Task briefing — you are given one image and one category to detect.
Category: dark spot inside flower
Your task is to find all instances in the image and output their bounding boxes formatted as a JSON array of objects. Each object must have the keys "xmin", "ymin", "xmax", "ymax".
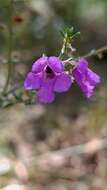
[
  {"xmin": 45, "ymin": 66, "xmax": 54, "ymax": 78},
  {"xmin": 46, "ymin": 66, "xmax": 52, "ymax": 74}
]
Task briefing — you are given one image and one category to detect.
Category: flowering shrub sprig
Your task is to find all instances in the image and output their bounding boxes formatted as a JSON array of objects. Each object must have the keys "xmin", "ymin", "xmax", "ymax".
[
  {"xmin": 1, "ymin": 15, "xmax": 107, "ymax": 108},
  {"xmin": 24, "ymin": 27, "xmax": 101, "ymax": 103},
  {"xmin": 0, "ymin": 1, "xmax": 107, "ymax": 107}
]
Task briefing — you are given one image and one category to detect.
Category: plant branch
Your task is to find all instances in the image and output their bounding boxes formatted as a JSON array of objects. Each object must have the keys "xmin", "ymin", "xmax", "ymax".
[
  {"xmin": 59, "ymin": 33, "xmax": 68, "ymax": 59},
  {"xmin": 83, "ymin": 45, "xmax": 107, "ymax": 59},
  {"xmin": 4, "ymin": 83, "xmax": 23, "ymax": 96},
  {"xmin": 2, "ymin": 0, "xmax": 13, "ymax": 95}
]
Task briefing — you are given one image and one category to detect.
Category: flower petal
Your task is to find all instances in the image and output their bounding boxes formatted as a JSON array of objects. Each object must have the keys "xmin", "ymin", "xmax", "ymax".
[
  {"xmin": 54, "ymin": 73, "xmax": 72, "ymax": 92},
  {"xmin": 73, "ymin": 68, "xmax": 100, "ymax": 98},
  {"xmin": 48, "ymin": 56, "xmax": 64, "ymax": 73},
  {"xmin": 80, "ymin": 81, "xmax": 94, "ymax": 98},
  {"xmin": 24, "ymin": 72, "xmax": 41, "ymax": 90},
  {"xmin": 73, "ymin": 58, "xmax": 101, "ymax": 98},
  {"xmin": 36, "ymin": 75, "xmax": 56, "ymax": 103},
  {"xmin": 73, "ymin": 69, "xmax": 82, "ymax": 84},
  {"xmin": 73, "ymin": 69, "xmax": 95, "ymax": 98},
  {"xmin": 37, "ymin": 88, "xmax": 55, "ymax": 103},
  {"xmin": 87, "ymin": 69, "xmax": 101, "ymax": 85},
  {"xmin": 32, "ymin": 56, "xmax": 48, "ymax": 73},
  {"xmin": 76, "ymin": 58, "xmax": 88, "ymax": 74}
]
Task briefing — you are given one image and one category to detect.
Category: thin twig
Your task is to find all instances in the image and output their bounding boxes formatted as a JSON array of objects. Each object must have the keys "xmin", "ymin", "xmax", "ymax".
[
  {"xmin": 83, "ymin": 45, "xmax": 107, "ymax": 59},
  {"xmin": 59, "ymin": 33, "xmax": 69, "ymax": 59},
  {"xmin": 2, "ymin": 0, "xmax": 13, "ymax": 95},
  {"xmin": 4, "ymin": 83, "xmax": 23, "ymax": 96}
]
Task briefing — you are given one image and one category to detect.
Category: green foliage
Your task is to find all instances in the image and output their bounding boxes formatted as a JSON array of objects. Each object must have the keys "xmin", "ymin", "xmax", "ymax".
[{"xmin": 59, "ymin": 27, "xmax": 80, "ymax": 59}]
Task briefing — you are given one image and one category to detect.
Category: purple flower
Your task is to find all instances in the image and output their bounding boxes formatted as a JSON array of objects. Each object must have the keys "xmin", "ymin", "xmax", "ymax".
[
  {"xmin": 72, "ymin": 58, "xmax": 101, "ymax": 98},
  {"xmin": 24, "ymin": 56, "xmax": 72, "ymax": 103}
]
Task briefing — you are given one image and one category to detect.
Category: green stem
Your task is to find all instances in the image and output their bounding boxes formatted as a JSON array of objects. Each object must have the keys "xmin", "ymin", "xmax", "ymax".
[
  {"xmin": 59, "ymin": 33, "xmax": 68, "ymax": 59},
  {"xmin": 2, "ymin": 0, "xmax": 13, "ymax": 95},
  {"xmin": 83, "ymin": 45, "xmax": 107, "ymax": 59}
]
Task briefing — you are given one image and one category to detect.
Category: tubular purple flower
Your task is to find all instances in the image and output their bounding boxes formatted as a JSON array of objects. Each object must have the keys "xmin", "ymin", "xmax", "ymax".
[
  {"xmin": 72, "ymin": 58, "xmax": 101, "ymax": 98},
  {"xmin": 24, "ymin": 56, "xmax": 72, "ymax": 103}
]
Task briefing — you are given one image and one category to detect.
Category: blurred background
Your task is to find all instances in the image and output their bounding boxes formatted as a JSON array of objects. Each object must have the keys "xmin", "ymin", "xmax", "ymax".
[{"xmin": 0, "ymin": 0, "xmax": 107, "ymax": 189}]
